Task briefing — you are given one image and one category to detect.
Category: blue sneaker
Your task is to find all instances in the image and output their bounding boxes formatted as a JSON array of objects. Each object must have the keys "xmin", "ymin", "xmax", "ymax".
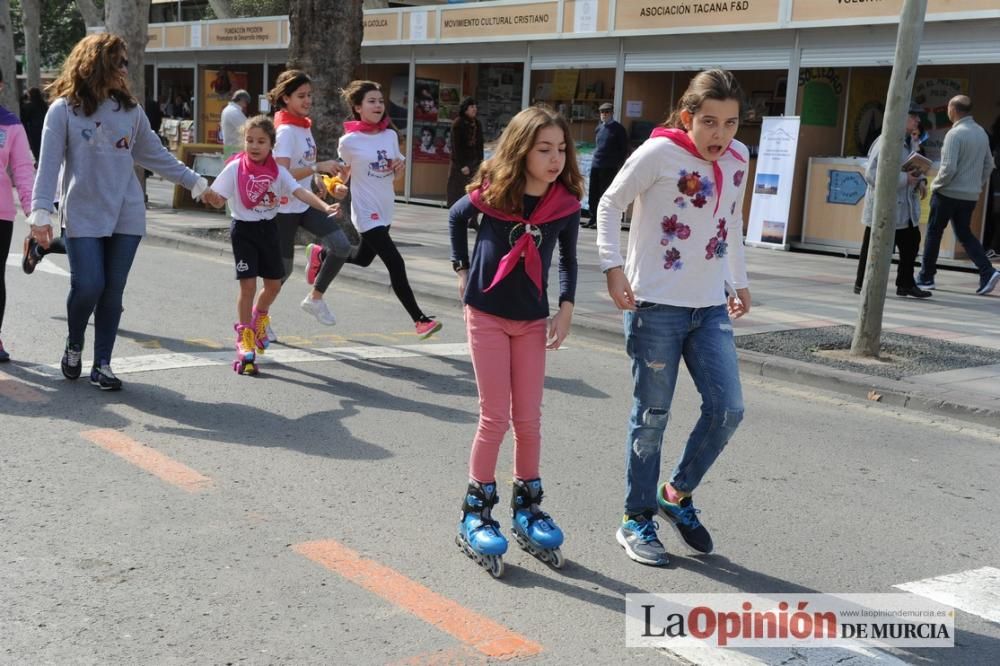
[
  {"xmin": 915, "ymin": 277, "xmax": 936, "ymax": 290},
  {"xmin": 617, "ymin": 515, "xmax": 669, "ymax": 566},
  {"xmin": 976, "ymin": 269, "xmax": 1000, "ymax": 296},
  {"xmin": 657, "ymin": 484, "xmax": 713, "ymax": 554}
]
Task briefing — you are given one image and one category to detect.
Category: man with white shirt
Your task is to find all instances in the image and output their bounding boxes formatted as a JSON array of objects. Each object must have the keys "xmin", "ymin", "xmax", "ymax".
[{"xmin": 220, "ymin": 90, "xmax": 251, "ymax": 158}]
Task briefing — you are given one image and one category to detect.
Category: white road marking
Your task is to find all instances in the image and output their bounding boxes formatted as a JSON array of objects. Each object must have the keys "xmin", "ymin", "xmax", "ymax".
[
  {"xmin": 7, "ymin": 252, "xmax": 70, "ymax": 277},
  {"xmin": 895, "ymin": 566, "xmax": 1000, "ymax": 624},
  {"xmin": 22, "ymin": 342, "xmax": 471, "ymax": 378}
]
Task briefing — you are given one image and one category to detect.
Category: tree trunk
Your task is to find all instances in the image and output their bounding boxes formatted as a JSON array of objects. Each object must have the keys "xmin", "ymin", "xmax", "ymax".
[
  {"xmin": 208, "ymin": 0, "xmax": 234, "ymax": 19},
  {"xmin": 287, "ymin": 0, "xmax": 363, "ymax": 159},
  {"xmin": 75, "ymin": 0, "xmax": 104, "ymax": 28},
  {"xmin": 21, "ymin": 0, "xmax": 42, "ymax": 89},
  {"xmin": 851, "ymin": 0, "xmax": 928, "ymax": 358},
  {"xmin": 0, "ymin": 0, "xmax": 19, "ymax": 115},
  {"xmin": 105, "ymin": 0, "xmax": 151, "ymax": 106}
]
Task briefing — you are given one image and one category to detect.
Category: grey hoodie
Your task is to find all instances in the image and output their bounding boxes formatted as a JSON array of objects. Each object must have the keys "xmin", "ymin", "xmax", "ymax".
[{"xmin": 32, "ymin": 97, "xmax": 200, "ymax": 237}]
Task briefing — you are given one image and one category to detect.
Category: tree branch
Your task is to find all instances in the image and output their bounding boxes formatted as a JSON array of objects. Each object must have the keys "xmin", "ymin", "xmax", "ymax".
[{"xmin": 75, "ymin": 0, "xmax": 104, "ymax": 27}]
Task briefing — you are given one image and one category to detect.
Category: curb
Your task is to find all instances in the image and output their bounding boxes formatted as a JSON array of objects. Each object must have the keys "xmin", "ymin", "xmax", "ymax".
[{"xmin": 143, "ymin": 227, "xmax": 1000, "ymax": 430}]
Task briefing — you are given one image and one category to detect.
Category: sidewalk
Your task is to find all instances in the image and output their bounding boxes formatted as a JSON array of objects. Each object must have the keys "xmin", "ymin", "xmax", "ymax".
[{"xmin": 143, "ymin": 178, "xmax": 1000, "ymax": 428}]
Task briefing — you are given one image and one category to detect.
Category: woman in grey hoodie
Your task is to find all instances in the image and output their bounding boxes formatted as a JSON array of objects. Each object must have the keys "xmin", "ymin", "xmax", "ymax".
[{"xmin": 28, "ymin": 33, "xmax": 207, "ymax": 390}]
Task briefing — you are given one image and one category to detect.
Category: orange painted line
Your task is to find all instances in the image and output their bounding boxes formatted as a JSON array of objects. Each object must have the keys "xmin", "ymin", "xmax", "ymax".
[
  {"xmin": 0, "ymin": 371, "xmax": 49, "ymax": 404},
  {"xmin": 81, "ymin": 429, "xmax": 212, "ymax": 493},
  {"xmin": 293, "ymin": 539, "xmax": 543, "ymax": 660}
]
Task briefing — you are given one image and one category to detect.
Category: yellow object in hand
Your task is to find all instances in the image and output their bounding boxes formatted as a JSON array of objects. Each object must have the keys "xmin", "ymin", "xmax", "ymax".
[{"xmin": 322, "ymin": 174, "xmax": 344, "ymax": 195}]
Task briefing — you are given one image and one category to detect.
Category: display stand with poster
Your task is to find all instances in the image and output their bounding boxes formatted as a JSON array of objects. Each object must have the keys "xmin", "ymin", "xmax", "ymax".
[{"xmin": 746, "ymin": 116, "xmax": 801, "ymax": 249}]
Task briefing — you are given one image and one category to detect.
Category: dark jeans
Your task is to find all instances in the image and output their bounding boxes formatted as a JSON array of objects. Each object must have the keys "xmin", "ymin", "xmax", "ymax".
[
  {"xmin": 918, "ymin": 192, "xmax": 995, "ymax": 283},
  {"xmin": 65, "ymin": 233, "xmax": 142, "ymax": 367},
  {"xmin": 588, "ymin": 165, "xmax": 622, "ymax": 220},
  {"xmin": 347, "ymin": 225, "xmax": 425, "ymax": 322},
  {"xmin": 855, "ymin": 223, "xmax": 921, "ymax": 290}
]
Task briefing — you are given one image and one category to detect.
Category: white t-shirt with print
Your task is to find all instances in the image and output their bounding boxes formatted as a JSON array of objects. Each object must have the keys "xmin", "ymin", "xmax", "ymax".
[
  {"xmin": 338, "ymin": 129, "xmax": 404, "ymax": 233},
  {"xmin": 211, "ymin": 160, "xmax": 302, "ymax": 222},
  {"xmin": 274, "ymin": 123, "xmax": 317, "ymax": 214},
  {"xmin": 596, "ymin": 136, "xmax": 750, "ymax": 308}
]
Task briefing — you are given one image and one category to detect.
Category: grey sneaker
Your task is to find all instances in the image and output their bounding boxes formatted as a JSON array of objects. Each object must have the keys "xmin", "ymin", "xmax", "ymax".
[
  {"xmin": 617, "ymin": 515, "xmax": 669, "ymax": 566},
  {"xmin": 975, "ymin": 269, "xmax": 1000, "ymax": 296}
]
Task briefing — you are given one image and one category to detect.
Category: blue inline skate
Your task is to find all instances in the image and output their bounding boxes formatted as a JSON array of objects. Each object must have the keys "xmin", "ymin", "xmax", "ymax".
[
  {"xmin": 510, "ymin": 478, "xmax": 565, "ymax": 568},
  {"xmin": 456, "ymin": 481, "xmax": 508, "ymax": 578}
]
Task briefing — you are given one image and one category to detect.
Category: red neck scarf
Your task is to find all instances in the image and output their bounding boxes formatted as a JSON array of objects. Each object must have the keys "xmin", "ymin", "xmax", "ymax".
[
  {"xmin": 650, "ymin": 127, "xmax": 744, "ymax": 215},
  {"xmin": 469, "ymin": 182, "xmax": 581, "ymax": 295},
  {"xmin": 227, "ymin": 151, "xmax": 279, "ymax": 211},
  {"xmin": 274, "ymin": 109, "xmax": 311, "ymax": 129},
  {"xmin": 343, "ymin": 116, "xmax": 390, "ymax": 134}
]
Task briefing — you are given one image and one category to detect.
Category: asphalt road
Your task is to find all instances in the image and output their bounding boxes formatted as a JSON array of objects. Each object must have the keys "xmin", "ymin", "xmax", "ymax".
[{"xmin": 3, "ymin": 243, "xmax": 999, "ymax": 665}]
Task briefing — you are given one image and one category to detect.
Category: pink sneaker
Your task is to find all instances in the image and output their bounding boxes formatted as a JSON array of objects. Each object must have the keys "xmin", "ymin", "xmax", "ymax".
[
  {"xmin": 415, "ymin": 318, "xmax": 442, "ymax": 340},
  {"xmin": 305, "ymin": 243, "xmax": 324, "ymax": 285}
]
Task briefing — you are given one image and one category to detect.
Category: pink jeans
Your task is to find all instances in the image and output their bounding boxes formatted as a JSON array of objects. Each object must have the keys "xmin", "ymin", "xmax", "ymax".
[{"xmin": 466, "ymin": 306, "xmax": 547, "ymax": 483}]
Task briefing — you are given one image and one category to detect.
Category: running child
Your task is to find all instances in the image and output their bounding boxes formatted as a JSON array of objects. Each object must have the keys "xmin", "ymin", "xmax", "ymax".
[
  {"xmin": 202, "ymin": 115, "xmax": 340, "ymax": 375},
  {"xmin": 338, "ymin": 80, "xmax": 442, "ymax": 339},
  {"xmin": 596, "ymin": 69, "xmax": 751, "ymax": 567},
  {"xmin": 269, "ymin": 69, "xmax": 351, "ymax": 334},
  {"xmin": 448, "ymin": 106, "xmax": 583, "ymax": 577}
]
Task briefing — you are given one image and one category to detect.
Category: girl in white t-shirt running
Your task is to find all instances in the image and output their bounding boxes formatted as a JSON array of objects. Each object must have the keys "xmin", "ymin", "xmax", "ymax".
[
  {"xmin": 202, "ymin": 115, "xmax": 340, "ymax": 375},
  {"xmin": 338, "ymin": 80, "xmax": 441, "ymax": 339},
  {"xmin": 269, "ymin": 70, "xmax": 351, "ymax": 333}
]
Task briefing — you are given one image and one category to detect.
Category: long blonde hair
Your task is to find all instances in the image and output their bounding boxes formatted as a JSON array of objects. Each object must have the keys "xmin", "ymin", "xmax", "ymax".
[
  {"xmin": 468, "ymin": 106, "xmax": 583, "ymax": 215},
  {"xmin": 46, "ymin": 34, "xmax": 135, "ymax": 117}
]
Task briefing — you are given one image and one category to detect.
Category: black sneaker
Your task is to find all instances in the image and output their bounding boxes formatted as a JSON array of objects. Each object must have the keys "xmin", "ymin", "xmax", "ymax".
[
  {"xmin": 61, "ymin": 341, "xmax": 82, "ymax": 380},
  {"xmin": 896, "ymin": 285, "xmax": 932, "ymax": 298},
  {"xmin": 975, "ymin": 269, "xmax": 1000, "ymax": 296},
  {"xmin": 616, "ymin": 514, "xmax": 669, "ymax": 566},
  {"xmin": 657, "ymin": 485, "xmax": 714, "ymax": 554},
  {"xmin": 89, "ymin": 363, "xmax": 122, "ymax": 391}
]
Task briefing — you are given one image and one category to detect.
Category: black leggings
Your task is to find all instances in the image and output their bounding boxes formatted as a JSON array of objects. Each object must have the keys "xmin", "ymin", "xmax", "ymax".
[
  {"xmin": 0, "ymin": 220, "xmax": 11, "ymax": 331},
  {"xmin": 855, "ymin": 222, "xmax": 921, "ymax": 290},
  {"xmin": 347, "ymin": 225, "xmax": 425, "ymax": 322}
]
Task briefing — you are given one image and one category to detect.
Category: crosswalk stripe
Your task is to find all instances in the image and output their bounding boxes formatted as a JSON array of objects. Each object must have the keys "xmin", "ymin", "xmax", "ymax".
[
  {"xmin": 0, "ymin": 370, "xmax": 50, "ymax": 403},
  {"xmin": 21, "ymin": 342, "xmax": 471, "ymax": 378},
  {"xmin": 894, "ymin": 566, "xmax": 1000, "ymax": 624},
  {"xmin": 657, "ymin": 645, "xmax": 908, "ymax": 665}
]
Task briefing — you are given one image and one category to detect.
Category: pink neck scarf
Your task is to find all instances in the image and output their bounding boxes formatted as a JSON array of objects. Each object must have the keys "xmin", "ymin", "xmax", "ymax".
[
  {"xmin": 469, "ymin": 182, "xmax": 581, "ymax": 295},
  {"xmin": 343, "ymin": 116, "xmax": 390, "ymax": 134},
  {"xmin": 228, "ymin": 151, "xmax": 279, "ymax": 211},
  {"xmin": 650, "ymin": 127, "xmax": 744, "ymax": 215}
]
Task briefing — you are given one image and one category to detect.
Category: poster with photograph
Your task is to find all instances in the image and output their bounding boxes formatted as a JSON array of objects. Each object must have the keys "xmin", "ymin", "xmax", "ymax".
[
  {"xmin": 412, "ymin": 122, "xmax": 450, "ymax": 163},
  {"xmin": 201, "ymin": 68, "xmax": 249, "ymax": 144},
  {"xmin": 438, "ymin": 83, "xmax": 461, "ymax": 121},
  {"xmin": 414, "ymin": 78, "xmax": 440, "ymax": 123}
]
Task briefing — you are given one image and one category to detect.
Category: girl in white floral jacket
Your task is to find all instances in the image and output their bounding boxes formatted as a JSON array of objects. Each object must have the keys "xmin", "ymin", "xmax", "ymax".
[{"xmin": 596, "ymin": 69, "xmax": 751, "ymax": 568}]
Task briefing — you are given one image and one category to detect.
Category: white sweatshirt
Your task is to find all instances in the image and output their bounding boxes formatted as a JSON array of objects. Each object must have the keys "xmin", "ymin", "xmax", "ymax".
[{"xmin": 596, "ymin": 136, "xmax": 750, "ymax": 308}]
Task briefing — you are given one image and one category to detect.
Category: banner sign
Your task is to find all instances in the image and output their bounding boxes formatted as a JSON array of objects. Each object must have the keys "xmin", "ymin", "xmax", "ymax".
[{"xmin": 746, "ymin": 116, "xmax": 801, "ymax": 248}]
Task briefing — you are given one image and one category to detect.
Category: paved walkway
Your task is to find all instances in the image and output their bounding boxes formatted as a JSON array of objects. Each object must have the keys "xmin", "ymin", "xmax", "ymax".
[{"xmin": 143, "ymin": 178, "xmax": 1000, "ymax": 427}]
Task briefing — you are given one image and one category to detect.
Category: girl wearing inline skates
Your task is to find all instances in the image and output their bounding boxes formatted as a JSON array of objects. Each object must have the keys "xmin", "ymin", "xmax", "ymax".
[
  {"xmin": 201, "ymin": 115, "xmax": 340, "ymax": 375},
  {"xmin": 448, "ymin": 106, "xmax": 583, "ymax": 577}
]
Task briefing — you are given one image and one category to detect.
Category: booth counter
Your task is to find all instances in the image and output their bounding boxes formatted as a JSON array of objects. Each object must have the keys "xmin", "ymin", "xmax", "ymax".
[{"xmin": 801, "ymin": 156, "xmax": 987, "ymax": 262}]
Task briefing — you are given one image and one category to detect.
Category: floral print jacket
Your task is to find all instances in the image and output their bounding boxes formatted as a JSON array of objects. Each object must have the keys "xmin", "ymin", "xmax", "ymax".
[{"xmin": 595, "ymin": 136, "xmax": 750, "ymax": 308}]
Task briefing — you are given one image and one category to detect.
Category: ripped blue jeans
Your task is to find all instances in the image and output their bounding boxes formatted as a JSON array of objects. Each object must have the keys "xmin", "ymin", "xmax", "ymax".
[{"xmin": 623, "ymin": 302, "xmax": 744, "ymax": 516}]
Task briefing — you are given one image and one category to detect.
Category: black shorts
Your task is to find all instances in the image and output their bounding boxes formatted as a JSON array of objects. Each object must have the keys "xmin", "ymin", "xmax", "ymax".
[{"xmin": 230, "ymin": 219, "xmax": 284, "ymax": 280}]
